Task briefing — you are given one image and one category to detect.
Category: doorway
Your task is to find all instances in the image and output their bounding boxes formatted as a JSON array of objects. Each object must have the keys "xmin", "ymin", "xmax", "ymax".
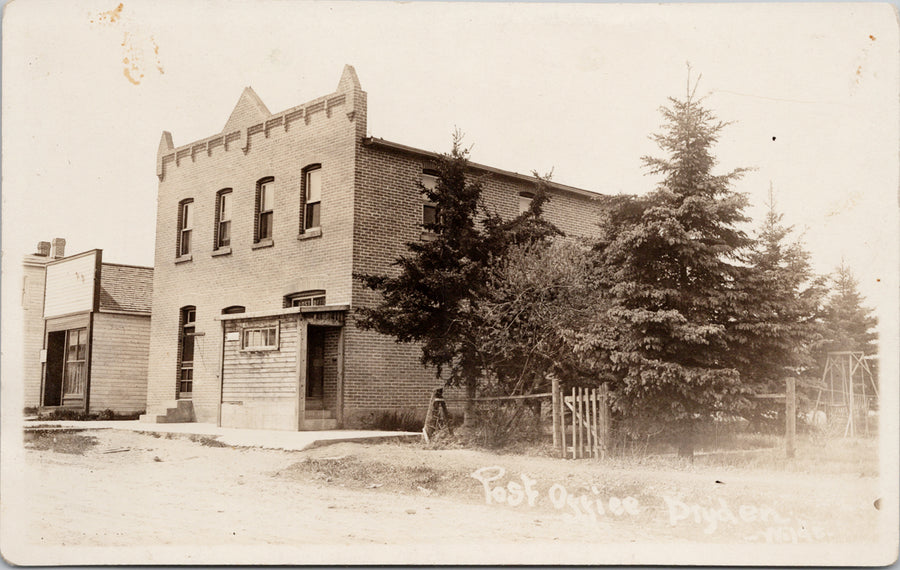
[
  {"xmin": 306, "ymin": 328, "xmax": 325, "ymax": 403},
  {"xmin": 43, "ymin": 328, "xmax": 87, "ymax": 407}
]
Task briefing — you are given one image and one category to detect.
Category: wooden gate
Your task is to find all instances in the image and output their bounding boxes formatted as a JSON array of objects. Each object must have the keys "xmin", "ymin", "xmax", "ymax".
[{"xmin": 552, "ymin": 383, "xmax": 610, "ymax": 459}]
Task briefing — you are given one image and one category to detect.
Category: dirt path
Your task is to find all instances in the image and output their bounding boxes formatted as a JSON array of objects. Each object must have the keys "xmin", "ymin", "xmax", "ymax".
[{"xmin": 4, "ymin": 428, "xmax": 892, "ymax": 565}]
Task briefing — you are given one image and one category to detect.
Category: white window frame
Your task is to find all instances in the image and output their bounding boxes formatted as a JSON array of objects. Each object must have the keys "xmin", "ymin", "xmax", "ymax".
[
  {"xmin": 241, "ymin": 323, "xmax": 280, "ymax": 352},
  {"xmin": 217, "ymin": 190, "xmax": 233, "ymax": 249},
  {"xmin": 304, "ymin": 167, "xmax": 322, "ymax": 230},
  {"xmin": 179, "ymin": 200, "xmax": 193, "ymax": 256},
  {"xmin": 287, "ymin": 291, "xmax": 326, "ymax": 308}
]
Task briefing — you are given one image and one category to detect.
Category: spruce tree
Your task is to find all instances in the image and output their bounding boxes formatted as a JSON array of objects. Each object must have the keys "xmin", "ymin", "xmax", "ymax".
[
  {"xmin": 587, "ymin": 77, "xmax": 753, "ymax": 457},
  {"xmin": 734, "ymin": 187, "xmax": 826, "ymax": 392},
  {"xmin": 821, "ymin": 261, "xmax": 878, "ymax": 356},
  {"xmin": 356, "ymin": 133, "xmax": 560, "ymax": 419}
]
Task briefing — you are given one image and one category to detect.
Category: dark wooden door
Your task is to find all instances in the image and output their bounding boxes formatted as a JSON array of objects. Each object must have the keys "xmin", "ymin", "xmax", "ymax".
[
  {"xmin": 43, "ymin": 331, "xmax": 66, "ymax": 406},
  {"xmin": 306, "ymin": 328, "xmax": 325, "ymax": 400}
]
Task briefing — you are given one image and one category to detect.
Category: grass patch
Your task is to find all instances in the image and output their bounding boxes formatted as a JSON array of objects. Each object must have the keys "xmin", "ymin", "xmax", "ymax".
[
  {"xmin": 283, "ymin": 455, "xmax": 472, "ymax": 496},
  {"xmin": 188, "ymin": 435, "xmax": 230, "ymax": 448},
  {"xmin": 24, "ymin": 429, "xmax": 98, "ymax": 454},
  {"xmin": 35, "ymin": 408, "xmax": 144, "ymax": 421},
  {"xmin": 367, "ymin": 409, "xmax": 424, "ymax": 432}
]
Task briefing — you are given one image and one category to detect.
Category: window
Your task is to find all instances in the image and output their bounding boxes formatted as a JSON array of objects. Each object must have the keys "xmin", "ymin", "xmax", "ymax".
[
  {"xmin": 242, "ymin": 324, "xmax": 279, "ymax": 351},
  {"xmin": 304, "ymin": 166, "xmax": 322, "ymax": 230},
  {"xmin": 518, "ymin": 192, "xmax": 535, "ymax": 215},
  {"xmin": 222, "ymin": 305, "xmax": 246, "ymax": 315},
  {"xmin": 215, "ymin": 189, "xmax": 233, "ymax": 249},
  {"xmin": 178, "ymin": 306, "xmax": 196, "ymax": 398},
  {"xmin": 62, "ymin": 328, "xmax": 87, "ymax": 397},
  {"xmin": 256, "ymin": 178, "xmax": 274, "ymax": 242},
  {"xmin": 177, "ymin": 199, "xmax": 194, "ymax": 256},
  {"xmin": 284, "ymin": 290, "xmax": 326, "ymax": 308},
  {"xmin": 421, "ymin": 170, "xmax": 439, "ymax": 229},
  {"xmin": 422, "ymin": 204, "xmax": 438, "ymax": 226}
]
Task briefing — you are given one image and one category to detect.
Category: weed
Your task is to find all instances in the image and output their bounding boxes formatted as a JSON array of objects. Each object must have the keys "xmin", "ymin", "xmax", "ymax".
[
  {"xmin": 190, "ymin": 435, "xmax": 229, "ymax": 448},
  {"xmin": 35, "ymin": 409, "xmax": 144, "ymax": 421},
  {"xmin": 24, "ymin": 429, "xmax": 97, "ymax": 454},
  {"xmin": 367, "ymin": 409, "xmax": 424, "ymax": 432}
]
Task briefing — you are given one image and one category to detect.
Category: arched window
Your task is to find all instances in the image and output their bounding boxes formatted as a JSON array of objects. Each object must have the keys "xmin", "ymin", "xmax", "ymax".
[
  {"xmin": 177, "ymin": 199, "xmax": 194, "ymax": 257},
  {"xmin": 284, "ymin": 290, "xmax": 326, "ymax": 308},
  {"xmin": 301, "ymin": 165, "xmax": 322, "ymax": 232},
  {"xmin": 255, "ymin": 177, "xmax": 275, "ymax": 243},
  {"xmin": 215, "ymin": 189, "xmax": 233, "ymax": 249},
  {"xmin": 177, "ymin": 306, "xmax": 196, "ymax": 399},
  {"xmin": 222, "ymin": 305, "xmax": 246, "ymax": 315}
]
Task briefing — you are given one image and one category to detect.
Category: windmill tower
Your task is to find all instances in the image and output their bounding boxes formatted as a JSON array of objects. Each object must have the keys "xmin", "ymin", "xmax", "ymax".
[{"xmin": 814, "ymin": 351, "xmax": 878, "ymax": 436}]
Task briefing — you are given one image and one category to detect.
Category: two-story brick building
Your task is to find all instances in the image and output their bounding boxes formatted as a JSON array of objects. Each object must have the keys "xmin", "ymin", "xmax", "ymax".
[{"xmin": 143, "ymin": 65, "xmax": 605, "ymax": 430}]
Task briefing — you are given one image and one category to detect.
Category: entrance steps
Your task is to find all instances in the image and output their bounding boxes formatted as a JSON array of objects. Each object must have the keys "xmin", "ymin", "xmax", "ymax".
[
  {"xmin": 139, "ymin": 400, "xmax": 195, "ymax": 423},
  {"xmin": 301, "ymin": 408, "xmax": 338, "ymax": 430}
]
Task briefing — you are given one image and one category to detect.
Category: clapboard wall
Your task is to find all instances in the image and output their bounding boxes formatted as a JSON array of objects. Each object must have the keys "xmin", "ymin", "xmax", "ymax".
[
  {"xmin": 88, "ymin": 312, "xmax": 150, "ymax": 413},
  {"xmin": 220, "ymin": 316, "xmax": 299, "ymax": 430}
]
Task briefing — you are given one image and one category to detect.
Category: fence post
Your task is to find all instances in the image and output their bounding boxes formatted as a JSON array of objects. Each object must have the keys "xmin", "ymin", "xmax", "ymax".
[
  {"xmin": 599, "ymin": 384, "xmax": 610, "ymax": 458},
  {"xmin": 786, "ymin": 377, "xmax": 796, "ymax": 459},
  {"xmin": 560, "ymin": 386, "xmax": 567, "ymax": 458},
  {"xmin": 551, "ymin": 377, "xmax": 560, "ymax": 452},
  {"xmin": 571, "ymin": 387, "xmax": 577, "ymax": 459}
]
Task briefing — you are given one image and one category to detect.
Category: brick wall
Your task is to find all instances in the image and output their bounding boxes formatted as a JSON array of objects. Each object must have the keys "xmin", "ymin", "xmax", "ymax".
[
  {"xmin": 345, "ymin": 142, "xmax": 606, "ymax": 425},
  {"xmin": 148, "ymin": 65, "xmax": 606, "ymax": 427},
  {"xmin": 147, "ymin": 69, "xmax": 366, "ymax": 423}
]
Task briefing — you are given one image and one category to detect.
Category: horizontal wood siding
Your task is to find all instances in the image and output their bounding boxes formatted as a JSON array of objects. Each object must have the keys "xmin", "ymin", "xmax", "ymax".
[
  {"xmin": 44, "ymin": 252, "xmax": 97, "ymax": 318},
  {"xmin": 23, "ymin": 262, "xmax": 48, "ymax": 408},
  {"xmin": 222, "ymin": 317, "xmax": 298, "ymax": 402},
  {"xmin": 88, "ymin": 312, "xmax": 150, "ymax": 413}
]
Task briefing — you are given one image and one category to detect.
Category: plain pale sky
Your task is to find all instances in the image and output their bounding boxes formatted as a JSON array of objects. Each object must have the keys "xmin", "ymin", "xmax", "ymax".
[{"xmin": 2, "ymin": 0, "xmax": 897, "ymax": 322}]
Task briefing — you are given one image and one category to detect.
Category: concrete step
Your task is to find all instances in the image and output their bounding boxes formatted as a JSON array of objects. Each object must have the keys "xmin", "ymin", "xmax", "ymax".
[
  {"xmin": 305, "ymin": 399, "xmax": 325, "ymax": 410},
  {"xmin": 140, "ymin": 400, "xmax": 195, "ymax": 423},
  {"xmin": 301, "ymin": 418, "xmax": 338, "ymax": 431},
  {"xmin": 304, "ymin": 409, "xmax": 334, "ymax": 419}
]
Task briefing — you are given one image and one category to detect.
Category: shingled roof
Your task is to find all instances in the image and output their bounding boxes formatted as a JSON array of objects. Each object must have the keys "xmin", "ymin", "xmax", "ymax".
[{"xmin": 98, "ymin": 263, "xmax": 153, "ymax": 314}]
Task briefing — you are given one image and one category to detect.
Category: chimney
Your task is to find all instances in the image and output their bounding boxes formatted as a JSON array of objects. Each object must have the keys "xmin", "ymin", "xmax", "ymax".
[
  {"xmin": 51, "ymin": 238, "xmax": 66, "ymax": 259},
  {"xmin": 36, "ymin": 241, "xmax": 51, "ymax": 256}
]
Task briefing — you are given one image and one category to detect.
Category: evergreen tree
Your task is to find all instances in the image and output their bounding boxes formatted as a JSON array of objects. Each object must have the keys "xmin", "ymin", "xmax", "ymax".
[
  {"xmin": 733, "ymin": 187, "xmax": 826, "ymax": 393},
  {"xmin": 356, "ymin": 133, "xmax": 560, "ymax": 419},
  {"xmin": 585, "ymin": 77, "xmax": 754, "ymax": 457},
  {"xmin": 821, "ymin": 261, "xmax": 877, "ymax": 356}
]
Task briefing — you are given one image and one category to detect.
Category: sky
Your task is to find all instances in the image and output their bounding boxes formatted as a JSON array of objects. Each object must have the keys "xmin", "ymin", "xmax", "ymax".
[{"xmin": 2, "ymin": 1, "xmax": 898, "ymax": 324}]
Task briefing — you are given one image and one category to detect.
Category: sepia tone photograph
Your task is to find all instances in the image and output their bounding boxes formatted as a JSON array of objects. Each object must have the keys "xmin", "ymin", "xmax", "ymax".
[{"xmin": 1, "ymin": 0, "xmax": 898, "ymax": 565}]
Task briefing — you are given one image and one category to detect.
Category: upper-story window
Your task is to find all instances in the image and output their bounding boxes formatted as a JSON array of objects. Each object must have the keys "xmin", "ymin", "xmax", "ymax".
[
  {"xmin": 421, "ymin": 170, "xmax": 439, "ymax": 229},
  {"xmin": 304, "ymin": 166, "xmax": 322, "ymax": 230},
  {"xmin": 285, "ymin": 290, "xmax": 326, "ymax": 308},
  {"xmin": 177, "ymin": 199, "xmax": 194, "ymax": 257},
  {"xmin": 256, "ymin": 178, "xmax": 274, "ymax": 243},
  {"xmin": 215, "ymin": 189, "xmax": 233, "ymax": 249},
  {"xmin": 518, "ymin": 192, "xmax": 535, "ymax": 215}
]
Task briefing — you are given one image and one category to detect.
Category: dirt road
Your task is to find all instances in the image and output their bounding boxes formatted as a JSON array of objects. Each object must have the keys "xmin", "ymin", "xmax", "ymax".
[{"xmin": 4, "ymin": 428, "xmax": 894, "ymax": 565}]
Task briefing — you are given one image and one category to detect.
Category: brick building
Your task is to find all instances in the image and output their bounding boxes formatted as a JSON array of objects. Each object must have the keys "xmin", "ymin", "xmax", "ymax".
[
  {"xmin": 37, "ymin": 248, "xmax": 152, "ymax": 414},
  {"xmin": 144, "ymin": 65, "xmax": 604, "ymax": 430}
]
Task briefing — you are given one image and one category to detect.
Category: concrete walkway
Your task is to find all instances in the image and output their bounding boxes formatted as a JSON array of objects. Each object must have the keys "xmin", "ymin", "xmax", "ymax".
[{"xmin": 23, "ymin": 419, "xmax": 421, "ymax": 452}]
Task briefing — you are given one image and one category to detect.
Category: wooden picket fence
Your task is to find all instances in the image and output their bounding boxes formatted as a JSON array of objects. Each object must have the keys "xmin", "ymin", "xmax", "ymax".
[{"xmin": 552, "ymin": 381, "xmax": 610, "ymax": 459}]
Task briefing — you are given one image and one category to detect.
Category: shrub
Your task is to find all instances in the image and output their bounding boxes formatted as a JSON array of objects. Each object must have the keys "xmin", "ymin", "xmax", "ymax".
[
  {"xmin": 369, "ymin": 409, "xmax": 424, "ymax": 432},
  {"xmin": 469, "ymin": 401, "xmax": 543, "ymax": 449}
]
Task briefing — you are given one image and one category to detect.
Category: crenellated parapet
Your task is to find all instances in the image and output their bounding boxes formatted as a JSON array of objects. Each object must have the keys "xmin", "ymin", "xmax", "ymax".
[{"xmin": 157, "ymin": 65, "xmax": 365, "ymax": 182}]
